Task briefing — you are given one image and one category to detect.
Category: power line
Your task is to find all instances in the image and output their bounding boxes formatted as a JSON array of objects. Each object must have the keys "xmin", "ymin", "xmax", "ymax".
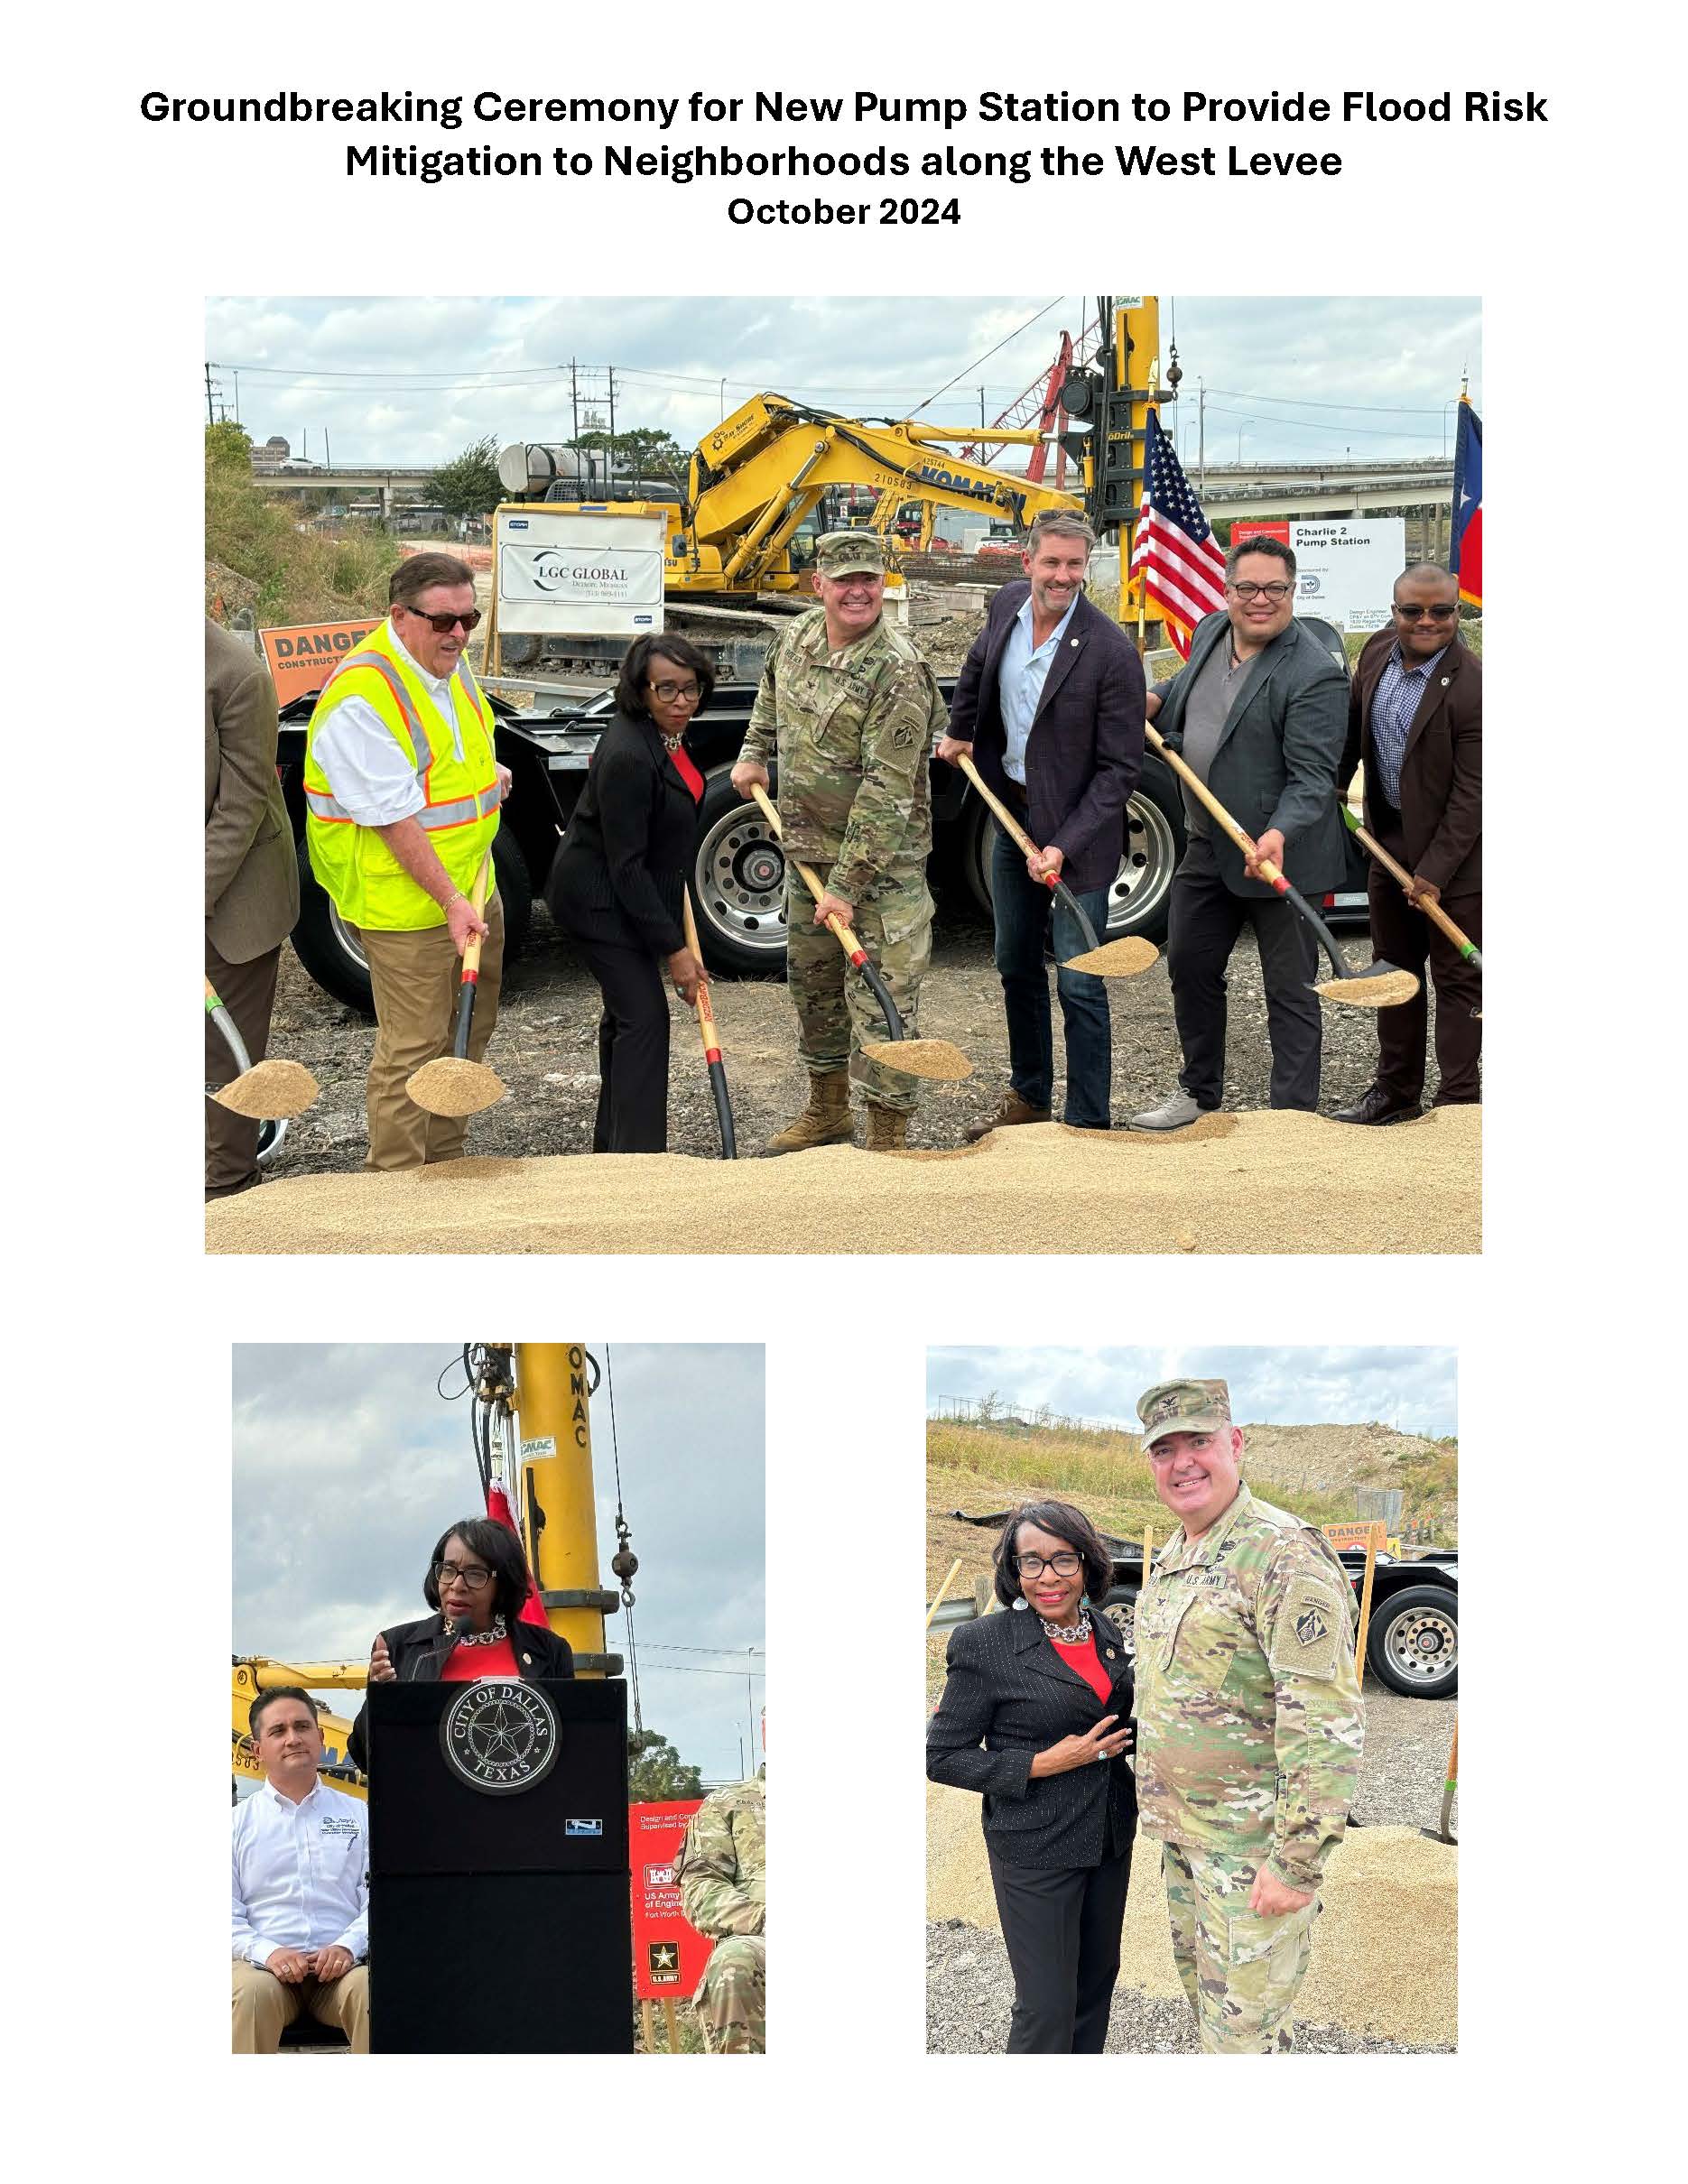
[
  {"xmin": 908, "ymin": 295, "xmax": 1067, "ymax": 418},
  {"xmin": 1201, "ymin": 404, "xmax": 1448, "ymax": 445},
  {"xmin": 1205, "ymin": 385, "xmax": 1452, "ymax": 417}
]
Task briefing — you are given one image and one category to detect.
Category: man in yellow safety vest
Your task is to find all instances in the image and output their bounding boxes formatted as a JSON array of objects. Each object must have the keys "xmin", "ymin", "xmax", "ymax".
[{"xmin": 304, "ymin": 553, "xmax": 511, "ymax": 1169}]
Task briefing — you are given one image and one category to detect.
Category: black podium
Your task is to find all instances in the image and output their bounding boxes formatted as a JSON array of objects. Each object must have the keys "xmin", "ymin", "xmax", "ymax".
[{"xmin": 366, "ymin": 1679, "xmax": 632, "ymax": 2052}]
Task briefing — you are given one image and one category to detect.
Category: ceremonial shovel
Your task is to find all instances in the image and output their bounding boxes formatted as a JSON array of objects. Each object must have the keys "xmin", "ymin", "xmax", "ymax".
[
  {"xmin": 1146, "ymin": 725, "xmax": 1420, "ymax": 1010},
  {"xmin": 204, "ymin": 977, "xmax": 320, "ymax": 1119},
  {"xmin": 1340, "ymin": 806, "xmax": 1483, "ymax": 970},
  {"xmin": 954, "ymin": 752, "xmax": 1159, "ymax": 977},
  {"xmin": 747, "ymin": 783, "xmax": 971, "ymax": 1080},
  {"xmin": 682, "ymin": 884, "xmax": 737, "ymax": 1158},
  {"xmin": 405, "ymin": 854, "xmax": 506, "ymax": 1118}
]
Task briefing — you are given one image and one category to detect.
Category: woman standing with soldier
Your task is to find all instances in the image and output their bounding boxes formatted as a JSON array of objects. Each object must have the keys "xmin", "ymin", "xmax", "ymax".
[{"xmin": 926, "ymin": 1500, "xmax": 1136, "ymax": 2052}]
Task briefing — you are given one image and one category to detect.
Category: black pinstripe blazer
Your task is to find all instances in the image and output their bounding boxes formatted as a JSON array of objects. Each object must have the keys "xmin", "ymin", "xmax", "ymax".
[{"xmin": 927, "ymin": 1603, "xmax": 1136, "ymax": 1870}]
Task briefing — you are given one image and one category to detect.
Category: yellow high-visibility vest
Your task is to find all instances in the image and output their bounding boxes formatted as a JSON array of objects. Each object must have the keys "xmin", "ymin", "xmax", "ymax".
[{"xmin": 303, "ymin": 619, "xmax": 500, "ymax": 930}]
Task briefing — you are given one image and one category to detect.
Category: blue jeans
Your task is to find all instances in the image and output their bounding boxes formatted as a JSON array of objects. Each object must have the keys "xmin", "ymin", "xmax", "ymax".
[{"xmin": 990, "ymin": 827, "xmax": 1113, "ymax": 1127}]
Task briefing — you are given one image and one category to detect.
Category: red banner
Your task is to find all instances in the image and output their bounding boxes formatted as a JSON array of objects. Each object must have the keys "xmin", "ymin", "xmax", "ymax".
[{"xmin": 629, "ymin": 1800, "xmax": 711, "ymax": 2001}]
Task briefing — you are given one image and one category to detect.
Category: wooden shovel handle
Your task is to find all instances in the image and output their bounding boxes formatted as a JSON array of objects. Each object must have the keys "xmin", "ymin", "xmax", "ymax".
[
  {"xmin": 955, "ymin": 752, "xmax": 1044, "ymax": 874},
  {"xmin": 681, "ymin": 887, "xmax": 720, "ymax": 1049},
  {"xmin": 748, "ymin": 782, "xmax": 860, "ymax": 958},
  {"xmin": 1145, "ymin": 721, "xmax": 1288, "ymax": 891},
  {"xmin": 1344, "ymin": 812, "xmax": 1479, "ymax": 958},
  {"xmin": 459, "ymin": 853, "xmax": 493, "ymax": 979}
]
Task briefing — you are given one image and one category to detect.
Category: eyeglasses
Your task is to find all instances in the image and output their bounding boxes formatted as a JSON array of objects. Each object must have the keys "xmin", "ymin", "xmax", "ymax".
[
  {"xmin": 1016, "ymin": 1551, "xmax": 1081, "ymax": 1578},
  {"xmin": 433, "ymin": 1561, "xmax": 492, "ymax": 1590},
  {"xmin": 649, "ymin": 680, "xmax": 701, "ymax": 702},
  {"xmin": 1229, "ymin": 581, "xmax": 1293, "ymax": 602},
  {"xmin": 402, "ymin": 606, "xmax": 482, "ymax": 634},
  {"xmin": 1395, "ymin": 602, "xmax": 1458, "ymax": 622}
]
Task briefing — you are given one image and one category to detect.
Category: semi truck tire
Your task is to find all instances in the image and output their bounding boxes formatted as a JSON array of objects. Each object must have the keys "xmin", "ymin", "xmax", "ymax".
[
  {"xmin": 1366, "ymin": 1584, "xmax": 1459, "ymax": 1698},
  {"xmin": 289, "ymin": 830, "xmax": 533, "ymax": 1015},
  {"xmin": 690, "ymin": 766, "xmax": 789, "ymax": 976}
]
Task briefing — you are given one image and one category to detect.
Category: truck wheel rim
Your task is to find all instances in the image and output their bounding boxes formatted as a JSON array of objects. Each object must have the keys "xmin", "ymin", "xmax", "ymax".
[
  {"xmin": 329, "ymin": 903, "xmax": 371, "ymax": 974},
  {"xmin": 1387, "ymin": 1609, "xmax": 1457, "ymax": 1682},
  {"xmin": 697, "ymin": 811, "xmax": 789, "ymax": 956},
  {"xmin": 1105, "ymin": 793, "xmax": 1178, "ymax": 937}
]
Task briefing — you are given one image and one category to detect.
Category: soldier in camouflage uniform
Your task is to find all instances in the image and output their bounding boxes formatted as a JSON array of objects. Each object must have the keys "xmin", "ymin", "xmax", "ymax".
[
  {"xmin": 673, "ymin": 1772, "xmax": 765, "ymax": 2054},
  {"xmin": 1130, "ymin": 1378, "xmax": 1364, "ymax": 2053},
  {"xmin": 731, "ymin": 531, "xmax": 948, "ymax": 1152}
]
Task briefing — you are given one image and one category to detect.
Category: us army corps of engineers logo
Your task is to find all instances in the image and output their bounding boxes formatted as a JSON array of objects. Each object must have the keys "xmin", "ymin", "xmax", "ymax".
[{"xmin": 440, "ymin": 1680, "xmax": 560, "ymax": 1795}]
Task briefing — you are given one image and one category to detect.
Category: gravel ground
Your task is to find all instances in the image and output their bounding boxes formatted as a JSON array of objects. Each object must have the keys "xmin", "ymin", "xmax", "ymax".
[
  {"xmin": 927, "ymin": 1675, "xmax": 1457, "ymax": 2055},
  {"xmin": 257, "ymin": 891, "xmax": 1419, "ymax": 1177}
]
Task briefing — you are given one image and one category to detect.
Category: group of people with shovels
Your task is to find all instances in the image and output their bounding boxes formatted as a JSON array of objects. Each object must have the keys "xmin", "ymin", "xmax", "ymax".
[{"xmin": 204, "ymin": 521, "xmax": 1479, "ymax": 1191}]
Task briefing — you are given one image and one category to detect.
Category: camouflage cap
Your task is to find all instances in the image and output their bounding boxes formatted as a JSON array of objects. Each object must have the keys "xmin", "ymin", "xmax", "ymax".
[
  {"xmin": 1136, "ymin": 1378, "xmax": 1233, "ymax": 1451},
  {"xmin": 814, "ymin": 530, "xmax": 886, "ymax": 578}
]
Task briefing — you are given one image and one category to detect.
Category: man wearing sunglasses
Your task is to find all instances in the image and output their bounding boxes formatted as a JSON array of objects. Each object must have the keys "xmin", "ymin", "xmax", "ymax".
[
  {"xmin": 1333, "ymin": 564, "xmax": 1481, "ymax": 1124},
  {"xmin": 304, "ymin": 554, "xmax": 512, "ymax": 1168}
]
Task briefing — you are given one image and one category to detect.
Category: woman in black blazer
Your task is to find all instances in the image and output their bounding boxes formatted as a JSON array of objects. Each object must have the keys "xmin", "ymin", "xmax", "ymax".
[
  {"xmin": 545, "ymin": 634, "xmax": 714, "ymax": 1152},
  {"xmin": 347, "ymin": 1515, "xmax": 573, "ymax": 1773},
  {"xmin": 927, "ymin": 1499, "xmax": 1136, "ymax": 2052}
]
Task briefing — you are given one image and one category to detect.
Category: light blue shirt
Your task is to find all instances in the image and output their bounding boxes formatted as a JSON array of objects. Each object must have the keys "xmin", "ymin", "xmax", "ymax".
[{"xmin": 999, "ymin": 592, "xmax": 1080, "ymax": 783}]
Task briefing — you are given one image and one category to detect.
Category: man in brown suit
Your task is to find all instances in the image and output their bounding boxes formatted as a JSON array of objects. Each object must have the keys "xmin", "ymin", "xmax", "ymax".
[
  {"xmin": 1333, "ymin": 565, "xmax": 1481, "ymax": 1123},
  {"xmin": 205, "ymin": 619, "xmax": 300, "ymax": 1197}
]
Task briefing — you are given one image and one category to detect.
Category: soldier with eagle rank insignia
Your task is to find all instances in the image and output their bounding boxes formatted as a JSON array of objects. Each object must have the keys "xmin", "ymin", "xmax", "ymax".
[{"xmin": 1129, "ymin": 1378, "xmax": 1365, "ymax": 2053}]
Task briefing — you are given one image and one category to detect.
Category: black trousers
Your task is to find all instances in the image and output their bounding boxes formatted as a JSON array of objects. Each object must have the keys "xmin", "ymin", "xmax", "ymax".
[
  {"xmin": 987, "ymin": 1838, "xmax": 1134, "ymax": 2053},
  {"xmin": 205, "ymin": 937, "xmax": 282, "ymax": 1199},
  {"xmin": 570, "ymin": 930, "xmax": 672, "ymax": 1153},
  {"xmin": 1168, "ymin": 832, "xmax": 1322, "ymax": 1111},
  {"xmin": 1364, "ymin": 822, "xmax": 1481, "ymax": 1106}
]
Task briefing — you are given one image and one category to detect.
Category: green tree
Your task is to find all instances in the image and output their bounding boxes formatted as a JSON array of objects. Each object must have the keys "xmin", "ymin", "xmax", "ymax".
[
  {"xmin": 570, "ymin": 424, "xmax": 686, "ymax": 488},
  {"xmin": 627, "ymin": 1729, "xmax": 704, "ymax": 1801},
  {"xmin": 432, "ymin": 431, "xmax": 504, "ymax": 521},
  {"xmin": 205, "ymin": 420, "xmax": 254, "ymax": 473}
]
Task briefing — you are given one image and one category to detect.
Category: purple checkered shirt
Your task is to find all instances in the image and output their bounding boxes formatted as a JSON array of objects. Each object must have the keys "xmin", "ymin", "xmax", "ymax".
[{"xmin": 1369, "ymin": 640, "xmax": 1448, "ymax": 808}]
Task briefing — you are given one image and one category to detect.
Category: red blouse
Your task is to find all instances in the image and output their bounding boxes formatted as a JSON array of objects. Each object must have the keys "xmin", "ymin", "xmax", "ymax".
[
  {"xmin": 667, "ymin": 745, "xmax": 704, "ymax": 802},
  {"xmin": 1050, "ymin": 1633, "xmax": 1114, "ymax": 1705},
  {"xmin": 441, "ymin": 1634, "xmax": 518, "ymax": 1681}
]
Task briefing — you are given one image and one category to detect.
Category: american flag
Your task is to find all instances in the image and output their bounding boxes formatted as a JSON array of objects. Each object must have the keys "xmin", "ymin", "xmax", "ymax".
[{"xmin": 1129, "ymin": 408, "xmax": 1228, "ymax": 660}]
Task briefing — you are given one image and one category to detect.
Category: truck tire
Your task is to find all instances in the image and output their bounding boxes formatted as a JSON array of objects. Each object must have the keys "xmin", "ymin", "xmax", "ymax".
[
  {"xmin": 1366, "ymin": 1584, "xmax": 1458, "ymax": 1698},
  {"xmin": 289, "ymin": 829, "xmax": 534, "ymax": 1016},
  {"xmin": 956, "ymin": 762, "xmax": 1183, "ymax": 945},
  {"xmin": 690, "ymin": 765, "xmax": 789, "ymax": 976}
]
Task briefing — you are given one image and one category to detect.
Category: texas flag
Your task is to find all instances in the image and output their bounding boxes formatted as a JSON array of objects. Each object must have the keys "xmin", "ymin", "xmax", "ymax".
[{"xmin": 1451, "ymin": 401, "xmax": 1482, "ymax": 609}]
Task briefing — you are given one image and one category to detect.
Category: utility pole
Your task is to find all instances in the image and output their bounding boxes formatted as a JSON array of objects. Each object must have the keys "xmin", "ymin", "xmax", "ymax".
[
  {"xmin": 324, "ymin": 429, "xmax": 331, "ymax": 469},
  {"xmin": 979, "ymin": 384, "xmax": 987, "ymax": 431},
  {"xmin": 1198, "ymin": 376, "xmax": 1206, "ymax": 491},
  {"xmin": 232, "ymin": 367, "xmax": 240, "ymax": 424},
  {"xmin": 607, "ymin": 366, "xmax": 617, "ymax": 477},
  {"xmin": 570, "ymin": 358, "xmax": 580, "ymax": 446},
  {"xmin": 204, "ymin": 361, "xmax": 219, "ymax": 423},
  {"xmin": 746, "ymin": 1650, "xmax": 757, "ymax": 1779}
]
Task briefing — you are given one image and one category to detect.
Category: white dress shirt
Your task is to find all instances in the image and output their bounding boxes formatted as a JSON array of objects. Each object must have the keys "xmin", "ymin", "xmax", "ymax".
[
  {"xmin": 232, "ymin": 1777, "xmax": 370, "ymax": 1967},
  {"xmin": 997, "ymin": 591, "xmax": 1080, "ymax": 783},
  {"xmin": 309, "ymin": 617, "xmax": 468, "ymax": 828}
]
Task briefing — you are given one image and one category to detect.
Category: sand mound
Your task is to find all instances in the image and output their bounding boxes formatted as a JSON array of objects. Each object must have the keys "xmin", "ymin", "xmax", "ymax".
[
  {"xmin": 211, "ymin": 1059, "xmax": 320, "ymax": 1119},
  {"xmin": 404, "ymin": 1057, "xmax": 505, "ymax": 1116},
  {"xmin": 928, "ymin": 1784, "xmax": 1456, "ymax": 2046},
  {"xmin": 207, "ymin": 1107, "xmax": 1478, "ymax": 1256}
]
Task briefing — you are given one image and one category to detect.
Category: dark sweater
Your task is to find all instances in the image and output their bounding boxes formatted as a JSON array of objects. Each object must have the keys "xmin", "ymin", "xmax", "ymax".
[{"xmin": 545, "ymin": 711, "xmax": 701, "ymax": 958}]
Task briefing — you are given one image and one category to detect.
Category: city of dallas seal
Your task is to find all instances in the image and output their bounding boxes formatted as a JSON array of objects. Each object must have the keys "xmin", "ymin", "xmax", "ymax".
[{"xmin": 440, "ymin": 1680, "xmax": 560, "ymax": 1795}]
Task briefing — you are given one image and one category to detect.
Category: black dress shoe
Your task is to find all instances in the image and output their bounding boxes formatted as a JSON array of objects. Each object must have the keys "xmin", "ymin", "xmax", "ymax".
[{"xmin": 1330, "ymin": 1084, "xmax": 1423, "ymax": 1126}]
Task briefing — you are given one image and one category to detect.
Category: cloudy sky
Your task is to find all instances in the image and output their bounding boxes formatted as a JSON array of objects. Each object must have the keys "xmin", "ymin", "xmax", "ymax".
[
  {"xmin": 233, "ymin": 1344, "xmax": 765, "ymax": 1783},
  {"xmin": 203, "ymin": 294, "xmax": 1481, "ymax": 471},
  {"xmin": 927, "ymin": 1346, "xmax": 1456, "ymax": 1438}
]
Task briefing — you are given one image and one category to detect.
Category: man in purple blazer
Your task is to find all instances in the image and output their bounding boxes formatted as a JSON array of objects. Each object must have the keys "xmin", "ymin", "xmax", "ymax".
[{"xmin": 939, "ymin": 514, "xmax": 1145, "ymax": 1132}]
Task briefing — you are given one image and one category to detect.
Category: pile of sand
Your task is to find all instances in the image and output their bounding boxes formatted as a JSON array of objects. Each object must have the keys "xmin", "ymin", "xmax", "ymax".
[
  {"xmin": 212, "ymin": 1059, "xmax": 320, "ymax": 1120},
  {"xmin": 928, "ymin": 1783, "xmax": 1456, "ymax": 2046},
  {"xmin": 207, "ymin": 1107, "xmax": 1479, "ymax": 1256}
]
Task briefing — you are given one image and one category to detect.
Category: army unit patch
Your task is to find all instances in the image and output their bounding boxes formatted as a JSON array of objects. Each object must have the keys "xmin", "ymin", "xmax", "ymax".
[{"xmin": 1268, "ymin": 1581, "xmax": 1345, "ymax": 1680}]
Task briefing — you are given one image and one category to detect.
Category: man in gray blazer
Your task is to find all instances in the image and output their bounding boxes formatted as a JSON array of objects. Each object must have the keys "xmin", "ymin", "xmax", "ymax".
[
  {"xmin": 1130, "ymin": 539, "xmax": 1348, "ymax": 1127},
  {"xmin": 206, "ymin": 620, "xmax": 300, "ymax": 1197}
]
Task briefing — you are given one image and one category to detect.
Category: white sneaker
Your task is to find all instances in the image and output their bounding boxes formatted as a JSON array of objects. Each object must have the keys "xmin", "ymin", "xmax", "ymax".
[{"xmin": 1127, "ymin": 1090, "xmax": 1202, "ymax": 1132}]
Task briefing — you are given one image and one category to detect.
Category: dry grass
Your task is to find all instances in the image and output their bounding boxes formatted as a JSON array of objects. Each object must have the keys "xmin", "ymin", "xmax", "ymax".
[{"xmin": 207, "ymin": 464, "xmax": 402, "ymax": 626}]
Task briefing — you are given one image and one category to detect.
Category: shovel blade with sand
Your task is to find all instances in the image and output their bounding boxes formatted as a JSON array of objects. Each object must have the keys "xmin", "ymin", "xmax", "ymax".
[
  {"xmin": 205, "ymin": 977, "xmax": 320, "ymax": 1119},
  {"xmin": 954, "ymin": 752, "xmax": 1160, "ymax": 978},
  {"xmin": 405, "ymin": 854, "xmax": 506, "ymax": 1119},
  {"xmin": 747, "ymin": 782, "xmax": 973, "ymax": 1082},
  {"xmin": 1145, "ymin": 724, "xmax": 1419, "ymax": 1010}
]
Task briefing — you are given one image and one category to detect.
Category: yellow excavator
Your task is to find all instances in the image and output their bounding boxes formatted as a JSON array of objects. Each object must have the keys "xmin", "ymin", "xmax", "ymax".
[{"xmin": 232, "ymin": 1343, "xmax": 627, "ymax": 1806}]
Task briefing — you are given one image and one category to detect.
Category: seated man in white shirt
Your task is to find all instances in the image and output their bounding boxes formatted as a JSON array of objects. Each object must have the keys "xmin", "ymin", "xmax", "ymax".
[{"xmin": 233, "ymin": 1687, "xmax": 370, "ymax": 2053}]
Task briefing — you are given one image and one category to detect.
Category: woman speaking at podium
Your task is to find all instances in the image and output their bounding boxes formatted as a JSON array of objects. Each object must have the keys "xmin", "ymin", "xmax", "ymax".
[{"xmin": 348, "ymin": 1517, "xmax": 574, "ymax": 1772}]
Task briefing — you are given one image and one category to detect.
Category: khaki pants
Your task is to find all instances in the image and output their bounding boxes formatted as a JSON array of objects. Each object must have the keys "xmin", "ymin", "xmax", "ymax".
[
  {"xmin": 232, "ymin": 1959, "xmax": 370, "ymax": 2053},
  {"xmin": 356, "ymin": 894, "xmax": 505, "ymax": 1170},
  {"xmin": 205, "ymin": 938, "xmax": 283, "ymax": 1199}
]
